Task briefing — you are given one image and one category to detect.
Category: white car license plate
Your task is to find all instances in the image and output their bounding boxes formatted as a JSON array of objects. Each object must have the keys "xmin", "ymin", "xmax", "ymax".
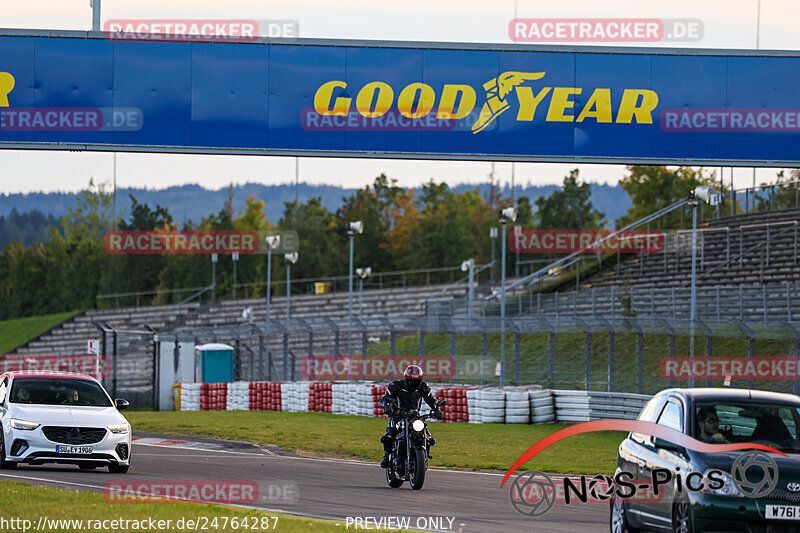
[
  {"xmin": 55, "ymin": 445, "xmax": 93, "ymax": 454},
  {"xmin": 766, "ymin": 505, "xmax": 800, "ymax": 520}
]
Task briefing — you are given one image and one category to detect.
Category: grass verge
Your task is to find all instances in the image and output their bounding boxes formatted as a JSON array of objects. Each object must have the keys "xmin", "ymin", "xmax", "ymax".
[
  {"xmin": 0, "ymin": 480, "xmax": 357, "ymax": 532},
  {"xmin": 125, "ymin": 411, "xmax": 624, "ymax": 475},
  {"xmin": 0, "ymin": 311, "xmax": 77, "ymax": 354}
]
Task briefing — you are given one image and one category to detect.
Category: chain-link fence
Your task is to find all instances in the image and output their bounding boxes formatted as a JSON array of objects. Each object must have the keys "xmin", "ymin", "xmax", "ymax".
[{"xmin": 140, "ymin": 315, "xmax": 800, "ymax": 397}]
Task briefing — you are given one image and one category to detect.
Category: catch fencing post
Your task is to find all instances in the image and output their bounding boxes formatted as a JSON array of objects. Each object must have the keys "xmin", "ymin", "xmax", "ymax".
[
  {"xmin": 697, "ymin": 320, "xmax": 713, "ymax": 387},
  {"xmin": 660, "ymin": 319, "xmax": 676, "ymax": 388},
  {"xmin": 625, "ymin": 317, "xmax": 644, "ymax": 394},
  {"xmin": 784, "ymin": 324, "xmax": 800, "ymax": 396},
  {"xmin": 735, "ymin": 320, "xmax": 756, "ymax": 389},
  {"xmin": 576, "ymin": 317, "xmax": 592, "ymax": 391}
]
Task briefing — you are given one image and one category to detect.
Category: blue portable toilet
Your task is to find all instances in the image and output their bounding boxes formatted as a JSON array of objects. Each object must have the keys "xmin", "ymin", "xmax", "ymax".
[{"xmin": 195, "ymin": 343, "xmax": 235, "ymax": 383}]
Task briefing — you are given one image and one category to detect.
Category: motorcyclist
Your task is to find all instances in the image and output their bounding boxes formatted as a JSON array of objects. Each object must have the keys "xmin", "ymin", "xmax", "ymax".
[{"xmin": 379, "ymin": 364, "xmax": 443, "ymax": 468}]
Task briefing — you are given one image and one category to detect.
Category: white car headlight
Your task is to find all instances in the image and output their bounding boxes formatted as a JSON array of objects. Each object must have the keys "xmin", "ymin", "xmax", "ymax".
[
  {"xmin": 412, "ymin": 419, "xmax": 425, "ymax": 432},
  {"xmin": 107, "ymin": 423, "xmax": 129, "ymax": 434},
  {"xmin": 702, "ymin": 470, "xmax": 744, "ymax": 497},
  {"xmin": 10, "ymin": 418, "xmax": 40, "ymax": 431}
]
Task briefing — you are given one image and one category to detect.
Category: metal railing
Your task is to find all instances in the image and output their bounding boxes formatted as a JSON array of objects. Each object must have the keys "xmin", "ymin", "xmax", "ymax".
[{"xmin": 724, "ymin": 179, "xmax": 800, "ymax": 216}]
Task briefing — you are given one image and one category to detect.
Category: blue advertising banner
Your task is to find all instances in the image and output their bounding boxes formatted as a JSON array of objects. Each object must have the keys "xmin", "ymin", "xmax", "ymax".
[{"xmin": 1, "ymin": 30, "xmax": 800, "ymax": 165}]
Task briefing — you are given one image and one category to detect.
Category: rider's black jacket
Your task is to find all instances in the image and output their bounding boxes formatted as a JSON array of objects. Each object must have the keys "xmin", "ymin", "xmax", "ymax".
[{"xmin": 379, "ymin": 380, "xmax": 438, "ymax": 416}]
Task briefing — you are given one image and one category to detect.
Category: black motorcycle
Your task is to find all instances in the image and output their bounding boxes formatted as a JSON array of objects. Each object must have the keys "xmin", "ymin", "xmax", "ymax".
[{"xmin": 385, "ymin": 399, "xmax": 446, "ymax": 490}]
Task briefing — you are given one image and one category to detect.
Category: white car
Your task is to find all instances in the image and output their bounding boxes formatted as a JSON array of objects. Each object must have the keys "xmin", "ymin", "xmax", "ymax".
[{"xmin": 0, "ymin": 371, "xmax": 132, "ymax": 473}]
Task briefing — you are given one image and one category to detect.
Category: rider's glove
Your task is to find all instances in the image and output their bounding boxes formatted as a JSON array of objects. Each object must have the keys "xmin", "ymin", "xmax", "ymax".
[{"xmin": 434, "ymin": 407, "xmax": 444, "ymax": 420}]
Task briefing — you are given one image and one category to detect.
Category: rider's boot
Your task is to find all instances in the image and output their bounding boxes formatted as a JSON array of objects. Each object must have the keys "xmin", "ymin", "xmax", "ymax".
[{"xmin": 380, "ymin": 452, "xmax": 391, "ymax": 468}]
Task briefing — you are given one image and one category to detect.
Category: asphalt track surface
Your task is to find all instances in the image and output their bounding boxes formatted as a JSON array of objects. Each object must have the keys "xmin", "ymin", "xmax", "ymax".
[{"xmin": 0, "ymin": 433, "xmax": 611, "ymax": 532}]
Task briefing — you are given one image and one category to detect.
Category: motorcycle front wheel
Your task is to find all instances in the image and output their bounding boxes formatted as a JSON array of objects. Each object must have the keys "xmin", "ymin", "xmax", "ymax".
[
  {"xmin": 409, "ymin": 448, "xmax": 427, "ymax": 490},
  {"xmin": 385, "ymin": 455, "xmax": 404, "ymax": 488}
]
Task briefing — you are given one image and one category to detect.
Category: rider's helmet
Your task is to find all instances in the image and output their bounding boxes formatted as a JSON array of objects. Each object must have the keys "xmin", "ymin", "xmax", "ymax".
[{"xmin": 403, "ymin": 365, "xmax": 423, "ymax": 391}]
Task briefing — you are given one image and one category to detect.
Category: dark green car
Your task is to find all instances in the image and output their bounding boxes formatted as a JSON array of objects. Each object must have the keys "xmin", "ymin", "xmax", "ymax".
[{"xmin": 612, "ymin": 388, "xmax": 800, "ymax": 533}]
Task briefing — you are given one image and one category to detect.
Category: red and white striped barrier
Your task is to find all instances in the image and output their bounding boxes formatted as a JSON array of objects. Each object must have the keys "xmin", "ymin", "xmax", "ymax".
[{"xmin": 181, "ymin": 382, "xmax": 590, "ymax": 425}]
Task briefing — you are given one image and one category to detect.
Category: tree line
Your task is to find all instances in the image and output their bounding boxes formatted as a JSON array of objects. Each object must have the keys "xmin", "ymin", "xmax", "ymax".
[{"xmin": 0, "ymin": 166, "xmax": 725, "ymax": 320}]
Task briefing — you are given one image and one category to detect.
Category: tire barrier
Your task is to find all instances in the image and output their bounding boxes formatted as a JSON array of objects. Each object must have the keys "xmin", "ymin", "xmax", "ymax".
[
  {"xmin": 180, "ymin": 383, "xmax": 651, "ymax": 424},
  {"xmin": 308, "ymin": 382, "xmax": 333, "ymax": 413},
  {"xmin": 180, "ymin": 383, "xmax": 201, "ymax": 411},
  {"xmin": 281, "ymin": 382, "xmax": 309, "ymax": 413},
  {"xmin": 249, "ymin": 382, "xmax": 282, "ymax": 411},
  {"xmin": 371, "ymin": 385, "xmax": 388, "ymax": 418},
  {"xmin": 227, "ymin": 382, "xmax": 249, "ymax": 411},
  {"xmin": 553, "ymin": 390, "xmax": 651, "ymax": 422},
  {"xmin": 504, "ymin": 390, "xmax": 530, "ymax": 424},
  {"xmin": 530, "ymin": 389, "xmax": 555, "ymax": 424},
  {"xmin": 199, "ymin": 382, "xmax": 227, "ymax": 411},
  {"xmin": 438, "ymin": 388, "xmax": 469, "ymax": 423}
]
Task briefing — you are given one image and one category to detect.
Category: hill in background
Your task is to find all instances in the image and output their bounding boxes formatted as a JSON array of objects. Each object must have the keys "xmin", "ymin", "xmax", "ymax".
[{"xmin": 0, "ymin": 182, "xmax": 631, "ymax": 245}]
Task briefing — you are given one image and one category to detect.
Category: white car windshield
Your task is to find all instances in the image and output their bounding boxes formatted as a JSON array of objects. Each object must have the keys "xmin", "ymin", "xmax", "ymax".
[{"xmin": 9, "ymin": 379, "xmax": 112, "ymax": 407}]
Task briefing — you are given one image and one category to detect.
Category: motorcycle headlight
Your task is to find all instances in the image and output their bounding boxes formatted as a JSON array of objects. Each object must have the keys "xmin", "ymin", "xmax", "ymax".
[
  {"xmin": 107, "ymin": 423, "xmax": 129, "ymax": 434},
  {"xmin": 10, "ymin": 418, "xmax": 39, "ymax": 431},
  {"xmin": 702, "ymin": 470, "xmax": 744, "ymax": 497},
  {"xmin": 412, "ymin": 419, "xmax": 425, "ymax": 432}
]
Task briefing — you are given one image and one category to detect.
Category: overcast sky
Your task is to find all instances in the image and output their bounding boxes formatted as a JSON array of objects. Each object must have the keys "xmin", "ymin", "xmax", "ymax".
[{"xmin": 0, "ymin": 0, "xmax": 796, "ymax": 194}]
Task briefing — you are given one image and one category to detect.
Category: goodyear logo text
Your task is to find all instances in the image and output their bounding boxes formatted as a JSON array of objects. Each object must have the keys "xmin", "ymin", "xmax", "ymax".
[
  {"xmin": 0, "ymin": 72, "xmax": 15, "ymax": 107},
  {"xmin": 313, "ymin": 71, "xmax": 659, "ymax": 134}
]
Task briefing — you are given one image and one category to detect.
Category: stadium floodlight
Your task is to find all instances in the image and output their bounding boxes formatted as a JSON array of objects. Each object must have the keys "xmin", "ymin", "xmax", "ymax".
[
  {"xmin": 489, "ymin": 227, "xmax": 498, "ymax": 283},
  {"xmin": 356, "ymin": 267, "xmax": 372, "ymax": 279},
  {"xmin": 264, "ymin": 235, "xmax": 282, "ymax": 379},
  {"xmin": 497, "ymin": 206, "xmax": 517, "ymax": 386},
  {"xmin": 346, "ymin": 221, "xmax": 364, "ymax": 235},
  {"xmin": 461, "ymin": 259, "xmax": 475, "ymax": 318},
  {"xmin": 283, "ymin": 251, "xmax": 298, "ymax": 380},
  {"xmin": 498, "ymin": 206, "xmax": 517, "ymax": 222},
  {"xmin": 687, "ymin": 185, "xmax": 714, "ymax": 387},
  {"xmin": 265, "ymin": 234, "xmax": 280, "ymax": 249},
  {"xmin": 347, "ymin": 221, "xmax": 364, "ymax": 369}
]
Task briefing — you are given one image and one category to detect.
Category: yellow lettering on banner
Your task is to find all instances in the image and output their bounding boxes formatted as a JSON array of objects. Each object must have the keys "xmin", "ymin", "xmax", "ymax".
[
  {"xmin": 616, "ymin": 89, "xmax": 659, "ymax": 124},
  {"xmin": 515, "ymin": 87, "xmax": 551, "ymax": 121},
  {"xmin": 356, "ymin": 82, "xmax": 393, "ymax": 118},
  {"xmin": 0, "ymin": 72, "xmax": 15, "ymax": 107},
  {"xmin": 546, "ymin": 88, "xmax": 581, "ymax": 122},
  {"xmin": 313, "ymin": 81, "xmax": 350, "ymax": 116},
  {"xmin": 576, "ymin": 88, "xmax": 612, "ymax": 123},
  {"xmin": 397, "ymin": 83, "xmax": 435, "ymax": 118},
  {"xmin": 436, "ymin": 84, "xmax": 476, "ymax": 119}
]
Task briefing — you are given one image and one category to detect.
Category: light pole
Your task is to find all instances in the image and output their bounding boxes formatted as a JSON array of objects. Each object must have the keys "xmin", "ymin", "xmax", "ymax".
[
  {"xmin": 489, "ymin": 227, "xmax": 498, "ymax": 283},
  {"xmin": 346, "ymin": 221, "xmax": 363, "ymax": 361},
  {"xmin": 514, "ymin": 224, "xmax": 521, "ymax": 278},
  {"xmin": 356, "ymin": 266, "xmax": 372, "ymax": 320},
  {"xmin": 211, "ymin": 253, "xmax": 218, "ymax": 304},
  {"xmin": 90, "ymin": 0, "xmax": 102, "ymax": 31},
  {"xmin": 264, "ymin": 235, "xmax": 280, "ymax": 378},
  {"xmin": 232, "ymin": 252, "xmax": 239, "ymax": 299},
  {"xmin": 284, "ymin": 251, "xmax": 298, "ymax": 380},
  {"xmin": 688, "ymin": 186, "xmax": 711, "ymax": 388},
  {"xmin": 461, "ymin": 259, "xmax": 475, "ymax": 318},
  {"xmin": 498, "ymin": 206, "xmax": 517, "ymax": 386}
]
